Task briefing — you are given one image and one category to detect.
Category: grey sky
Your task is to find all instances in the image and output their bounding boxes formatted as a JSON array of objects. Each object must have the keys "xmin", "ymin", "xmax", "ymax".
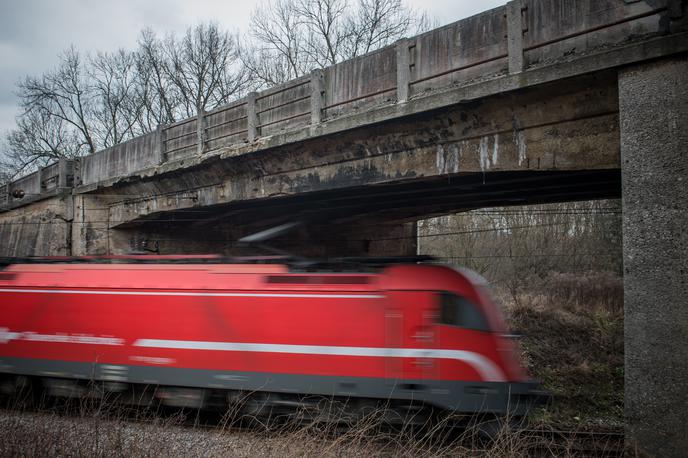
[{"xmin": 0, "ymin": 0, "xmax": 506, "ymax": 135}]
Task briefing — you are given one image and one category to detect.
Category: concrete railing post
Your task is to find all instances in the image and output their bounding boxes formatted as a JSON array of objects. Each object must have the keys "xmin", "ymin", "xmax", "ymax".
[
  {"xmin": 0, "ymin": 184, "xmax": 8, "ymax": 209},
  {"xmin": 38, "ymin": 166, "xmax": 47, "ymax": 192},
  {"xmin": 58, "ymin": 159, "xmax": 69, "ymax": 189},
  {"xmin": 506, "ymin": 0, "xmax": 525, "ymax": 74},
  {"xmin": 155, "ymin": 124, "xmax": 167, "ymax": 164},
  {"xmin": 196, "ymin": 109, "xmax": 207, "ymax": 155},
  {"xmin": 396, "ymin": 38, "xmax": 411, "ymax": 103},
  {"xmin": 310, "ymin": 69, "xmax": 325, "ymax": 125},
  {"xmin": 73, "ymin": 158, "xmax": 81, "ymax": 187},
  {"xmin": 247, "ymin": 92, "xmax": 258, "ymax": 142},
  {"xmin": 668, "ymin": 0, "xmax": 688, "ymax": 32}
]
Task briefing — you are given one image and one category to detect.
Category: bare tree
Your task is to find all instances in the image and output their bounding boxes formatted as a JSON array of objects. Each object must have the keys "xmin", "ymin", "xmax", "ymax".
[
  {"xmin": 0, "ymin": 109, "xmax": 83, "ymax": 179},
  {"xmin": 2, "ymin": 3, "xmax": 433, "ymax": 179},
  {"xmin": 127, "ymin": 24, "xmax": 252, "ymax": 124},
  {"xmin": 3, "ymin": 22, "xmax": 250, "ymax": 176},
  {"xmin": 135, "ymin": 28, "xmax": 182, "ymax": 128},
  {"xmin": 345, "ymin": 0, "xmax": 432, "ymax": 56},
  {"xmin": 244, "ymin": 0, "xmax": 433, "ymax": 87},
  {"xmin": 296, "ymin": 0, "xmax": 349, "ymax": 66},
  {"xmin": 158, "ymin": 23, "xmax": 250, "ymax": 118},
  {"xmin": 418, "ymin": 201, "xmax": 623, "ymax": 296},
  {"xmin": 245, "ymin": 0, "xmax": 315, "ymax": 86},
  {"xmin": 17, "ymin": 47, "xmax": 98, "ymax": 155},
  {"xmin": 0, "ymin": 164, "xmax": 11, "ymax": 186},
  {"xmin": 90, "ymin": 49, "xmax": 142, "ymax": 147}
]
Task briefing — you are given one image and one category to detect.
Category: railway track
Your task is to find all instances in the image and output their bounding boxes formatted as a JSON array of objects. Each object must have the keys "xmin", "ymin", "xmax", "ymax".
[
  {"xmin": 1, "ymin": 398, "xmax": 626, "ymax": 457},
  {"xmin": 515, "ymin": 428, "xmax": 625, "ymax": 456}
]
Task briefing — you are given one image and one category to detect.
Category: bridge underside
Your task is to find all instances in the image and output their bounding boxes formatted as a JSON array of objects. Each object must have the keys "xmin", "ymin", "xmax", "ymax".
[
  {"xmin": 110, "ymin": 168, "xmax": 619, "ymax": 256},
  {"xmin": 122, "ymin": 169, "xmax": 620, "ymax": 229}
]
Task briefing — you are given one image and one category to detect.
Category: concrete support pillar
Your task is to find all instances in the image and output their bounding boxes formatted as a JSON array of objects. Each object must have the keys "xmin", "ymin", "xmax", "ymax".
[
  {"xmin": 71, "ymin": 194, "xmax": 112, "ymax": 256},
  {"xmin": 247, "ymin": 92, "xmax": 258, "ymax": 142},
  {"xmin": 0, "ymin": 195, "xmax": 73, "ymax": 256},
  {"xmin": 506, "ymin": 0, "xmax": 525, "ymax": 74},
  {"xmin": 619, "ymin": 56, "xmax": 688, "ymax": 457}
]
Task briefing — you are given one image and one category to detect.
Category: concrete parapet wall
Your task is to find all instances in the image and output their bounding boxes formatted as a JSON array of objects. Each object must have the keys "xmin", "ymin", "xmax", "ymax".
[
  {"xmin": 164, "ymin": 117, "xmax": 198, "ymax": 162},
  {"xmin": 324, "ymin": 45, "xmax": 397, "ymax": 118},
  {"xmin": 8, "ymin": 172, "xmax": 41, "ymax": 201},
  {"xmin": 410, "ymin": 7, "xmax": 508, "ymax": 95},
  {"xmin": 523, "ymin": 0, "xmax": 669, "ymax": 68},
  {"xmin": 256, "ymin": 75, "xmax": 312, "ymax": 137},
  {"xmin": 204, "ymin": 100, "xmax": 249, "ymax": 151},
  {"xmin": 1, "ymin": 160, "xmax": 75, "ymax": 211},
  {"xmin": 40, "ymin": 163, "xmax": 60, "ymax": 190},
  {"xmin": 80, "ymin": 133, "xmax": 160, "ymax": 186}
]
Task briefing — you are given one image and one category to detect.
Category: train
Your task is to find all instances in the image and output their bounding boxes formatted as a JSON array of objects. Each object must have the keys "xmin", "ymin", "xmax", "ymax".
[{"xmin": 0, "ymin": 255, "xmax": 546, "ymax": 423}]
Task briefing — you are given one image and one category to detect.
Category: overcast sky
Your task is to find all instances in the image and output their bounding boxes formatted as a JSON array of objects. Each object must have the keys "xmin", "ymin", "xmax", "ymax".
[{"xmin": 0, "ymin": 0, "xmax": 506, "ymax": 135}]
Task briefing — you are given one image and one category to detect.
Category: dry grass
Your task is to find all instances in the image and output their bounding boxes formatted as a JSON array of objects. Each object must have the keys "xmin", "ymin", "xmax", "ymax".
[
  {"xmin": 499, "ymin": 271, "xmax": 624, "ymax": 429},
  {"xmin": 0, "ymin": 404, "xmax": 626, "ymax": 458}
]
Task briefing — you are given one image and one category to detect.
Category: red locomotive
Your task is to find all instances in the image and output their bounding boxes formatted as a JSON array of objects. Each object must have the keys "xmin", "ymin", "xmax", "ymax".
[{"xmin": 0, "ymin": 255, "xmax": 545, "ymax": 419}]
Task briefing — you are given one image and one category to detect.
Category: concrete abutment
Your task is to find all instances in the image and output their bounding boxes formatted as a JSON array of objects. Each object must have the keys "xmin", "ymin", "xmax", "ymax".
[
  {"xmin": 0, "ymin": 194, "xmax": 73, "ymax": 257},
  {"xmin": 619, "ymin": 55, "xmax": 688, "ymax": 457}
]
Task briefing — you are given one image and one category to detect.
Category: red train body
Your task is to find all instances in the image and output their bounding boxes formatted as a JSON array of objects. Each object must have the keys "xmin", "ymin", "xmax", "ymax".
[{"xmin": 0, "ymin": 258, "xmax": 544, "ymax": 416}]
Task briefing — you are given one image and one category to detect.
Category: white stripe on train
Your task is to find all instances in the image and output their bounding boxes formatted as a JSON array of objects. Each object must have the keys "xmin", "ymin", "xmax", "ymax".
[
  {"xmin": 133, "ymin": 339, "xmax": 506, "ymax": 382},
  {"xmin": 0, "ymin": 329, "xmax": 506, "ymax": 382}
]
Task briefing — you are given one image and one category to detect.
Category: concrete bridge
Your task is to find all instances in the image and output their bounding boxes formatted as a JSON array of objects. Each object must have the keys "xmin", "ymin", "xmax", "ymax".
[{"xmin": 1, "ymin": 0, "xmax": 687, "ymax": 454}]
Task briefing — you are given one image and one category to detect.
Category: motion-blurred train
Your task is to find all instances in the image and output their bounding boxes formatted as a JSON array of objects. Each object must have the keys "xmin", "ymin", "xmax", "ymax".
[{"xmin": 0, "ymin": 255, "xmax": 546, "ymax": 421}]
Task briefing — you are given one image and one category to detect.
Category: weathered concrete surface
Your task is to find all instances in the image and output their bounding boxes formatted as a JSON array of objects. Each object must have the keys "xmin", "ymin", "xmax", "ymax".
[
  {"xmin": 70, "ymin": 30, "xmax": 686, "ymax": 198},
  {"xmin": 2, "ymin": 0, "xmax": 685, "ymax": 211},
  {"xmin": 80, "ymin": 133, "xmax": 161, "ymax": 186},
  {"xmin": 70, "ymin": 194, "xmax": 125, "ymax": 256},
  {"xmin": 1, "ymin": 160, "xmax": 75, "ymax": 211},
  {"xmin": 620, "ymin": 56, "xmax": 688, "ymax": 457},
  {"xmin": 0, "ymin": 194, "xmax": 73, "ymax": 257},
  {"xmin": 65, "ymin": 184, "xmax": 419, "ymax": 257},
  {"xmin": 101, "ymin": 73, "xmax": 620, "ymax": 229}
]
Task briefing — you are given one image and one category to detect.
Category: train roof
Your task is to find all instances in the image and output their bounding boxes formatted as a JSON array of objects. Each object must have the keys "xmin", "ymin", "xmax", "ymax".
[
  {"xmin": 0, "ymin": 255, "xmax": 485, "ymax": 293},
  {"xmin": 0, "ymin": 255, "xmax": 436, "ymax": 271}
]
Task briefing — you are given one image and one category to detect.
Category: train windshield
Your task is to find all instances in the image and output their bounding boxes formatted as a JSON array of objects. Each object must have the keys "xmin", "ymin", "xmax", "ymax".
[
  {"xmin": 451, "ymin": 266, "xmax": 508, "ymax": 333},
  {"xmin": 474, "ymin": 285, "xmax": 508, "ymax": 334},
  {"xmin": 437, "ymin": 292, "xmax": 490, "ymax": 332}
]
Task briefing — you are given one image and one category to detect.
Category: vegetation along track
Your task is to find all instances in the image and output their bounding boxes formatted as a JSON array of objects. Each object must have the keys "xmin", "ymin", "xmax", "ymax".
[{"xmin": 0, "ymin": 397, "xmax": 626, "ymax": 457}]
